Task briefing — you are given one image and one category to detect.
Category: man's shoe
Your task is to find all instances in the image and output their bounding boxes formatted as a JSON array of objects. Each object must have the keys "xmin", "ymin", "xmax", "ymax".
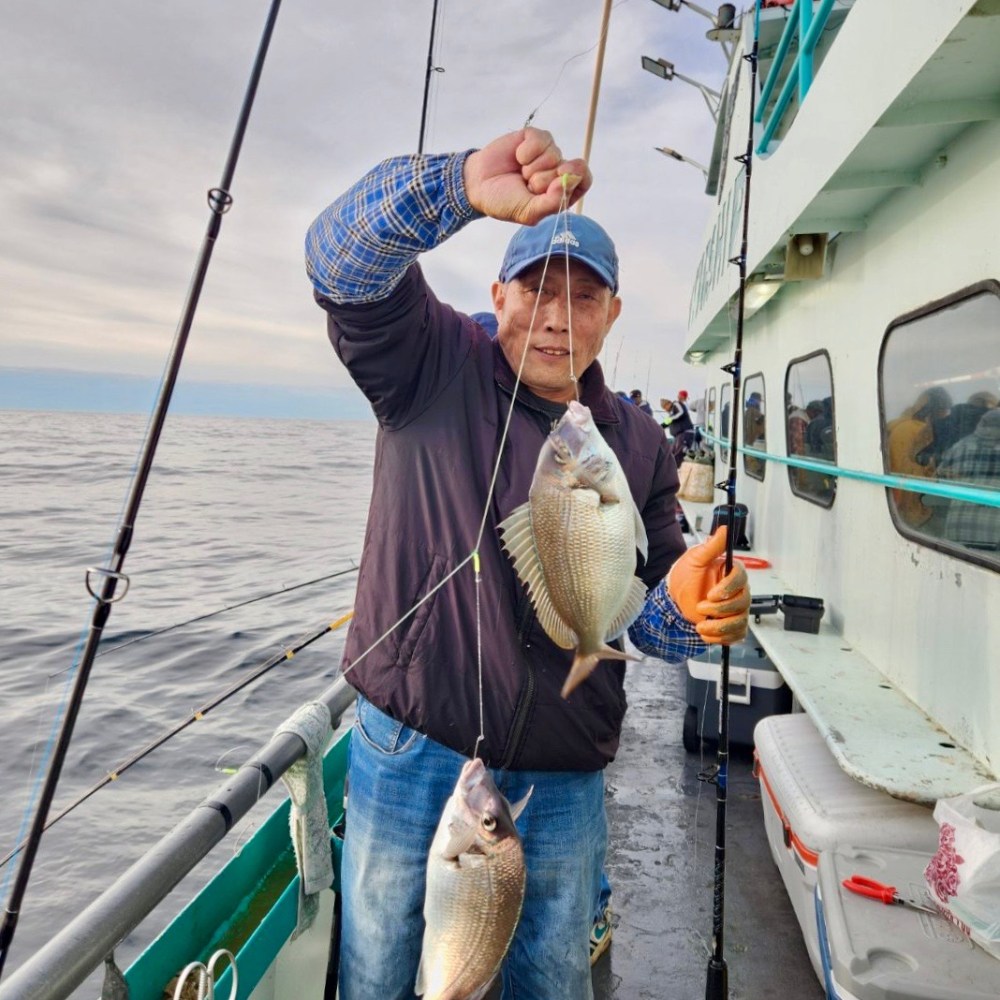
[{"xmin": 589, "ymin": 903, "xmax": 613, "ymax": 966}]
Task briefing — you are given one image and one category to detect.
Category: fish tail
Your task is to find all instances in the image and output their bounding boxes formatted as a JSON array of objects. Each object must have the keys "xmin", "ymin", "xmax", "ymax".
[{"xmin": 561, "ymin": 645, "xmax": 637, "ymax": 698}]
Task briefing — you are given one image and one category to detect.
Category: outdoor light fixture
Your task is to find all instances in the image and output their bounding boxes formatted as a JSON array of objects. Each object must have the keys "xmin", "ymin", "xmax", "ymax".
[
  {"xmin": 647, "ymin": 0, "xmax": 741, "ymax": 53},
  {"xmin": 656, "ymin": 146, "xmax": 709, "ymax": 178},
  {"xmin": 641, "ymin": 55, "xmax": 721, "ymax": 120}
]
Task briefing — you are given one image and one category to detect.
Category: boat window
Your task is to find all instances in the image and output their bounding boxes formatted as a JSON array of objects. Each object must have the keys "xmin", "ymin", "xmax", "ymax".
[
  {"xmin": 719, "ymin": 383, "xmax": 732, "ymax": 465},
  {"xmin": 785, "ymin": 351, "xmax": 837, "ymax": 507},
  {"xmin": 706, "ymin": 387, "xmax": 717, "ymax": 460},
  {"xmin": 743, "ymin": 374, "xmax": 766, "ymax": 481},
  {"xmin": 879, "ymin": 282, "xmax": 1000, "ymax": 571}
]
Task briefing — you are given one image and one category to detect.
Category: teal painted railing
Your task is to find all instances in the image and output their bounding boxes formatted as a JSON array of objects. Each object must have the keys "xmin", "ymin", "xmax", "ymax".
[
  {"xmin": 700, "ymin": 431, "xmax": 1000, "ymax": 509},
  {"xmin": 755, "ymin": 0, "xmax": 837, "ymax": 154}
]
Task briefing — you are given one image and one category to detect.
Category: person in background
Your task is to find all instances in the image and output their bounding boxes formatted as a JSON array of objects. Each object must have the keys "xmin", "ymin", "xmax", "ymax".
[
  {"xmin": 661, "ymin": 393, "xmax": 694, "ymax": 461},
  {"xmin": 305, "ymin": 126, "xmax": 750, "ymax": 1000},
  {"xmin": 937, "ymin": 407, "xmax": 1000, "ymax": 551},
  {"xmin": 886, "ymin": 386, "xmax": 952, "ymax": 528},
  {"xmin": 629, "ymin": 388, "xmax": 654, "ymax": 415},
  {"xmin": 470, "ymin": 310, "xmax": 499, "ymax": 338}
]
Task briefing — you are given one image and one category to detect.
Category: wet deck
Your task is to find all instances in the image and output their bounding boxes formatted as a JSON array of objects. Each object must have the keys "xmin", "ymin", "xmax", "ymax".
[{"xmin": 591, "ymin": 657, "xmax": 823, "ymax": 999}]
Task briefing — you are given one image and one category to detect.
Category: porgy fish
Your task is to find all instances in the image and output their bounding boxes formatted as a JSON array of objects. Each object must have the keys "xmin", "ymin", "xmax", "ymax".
[
  {"xmin": 499, "ymin": 399, "xmax": 649, "ymax": 697},
  {"xmin": 416, "ymin": 758, "xmax": 531, "ymax": 1000}
]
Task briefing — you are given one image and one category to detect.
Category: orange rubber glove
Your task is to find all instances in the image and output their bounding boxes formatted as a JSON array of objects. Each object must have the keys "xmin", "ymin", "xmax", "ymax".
[{"xmin": 667, "ymin": 526, "xmax": 751, "ymax": 644}]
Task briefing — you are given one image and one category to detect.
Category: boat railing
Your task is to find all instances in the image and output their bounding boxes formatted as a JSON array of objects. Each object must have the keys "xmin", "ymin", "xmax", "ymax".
[
  {"xmin": 0, "ymin": 677, "xmax": 357, "ymax": 1000},
  {"xmin": 755, "ymin": 0, "xmax": 839, "ymax": 154},
  {"xmin": 699, "ymin": 431, "xmax": 1000, "ymax": 514}
]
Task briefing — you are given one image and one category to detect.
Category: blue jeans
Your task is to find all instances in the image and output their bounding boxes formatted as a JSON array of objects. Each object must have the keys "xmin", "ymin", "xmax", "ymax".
[{"xmin": 338, "ymin": 697, "xmax": 606, "ymax": 1000}]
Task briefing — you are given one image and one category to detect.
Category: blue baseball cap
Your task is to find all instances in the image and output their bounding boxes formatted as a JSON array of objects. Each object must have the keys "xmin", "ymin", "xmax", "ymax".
[
  {"xmin": 469, "ymin": 311, "xmax": 499, "ymax": 338},
  {"xmin": 498, "ymin": 212, "xmax": 619, "ymax": 294}
]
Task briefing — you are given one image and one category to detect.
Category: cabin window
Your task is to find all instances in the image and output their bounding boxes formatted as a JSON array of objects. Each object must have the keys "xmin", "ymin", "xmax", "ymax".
[
  {"xmin": 785, "ymin": 351, "xmax": 837, "ymax": 507},
  {"xmin": 706, "ymin": 387, "xmax": 717, "ymax": 460},
  {"xmin": 719, "ymin": 383, "xmax": 732, "ymax": 465},
  {"xmin": 743, "ymin": 374, "xmax": 766, "ymax": 481},
  {"xmin": 879, "ymin": 282, "xmax": 1000, "ymax": 570}
]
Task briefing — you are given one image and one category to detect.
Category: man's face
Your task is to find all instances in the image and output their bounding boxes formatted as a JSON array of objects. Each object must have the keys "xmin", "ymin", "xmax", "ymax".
[{"xmin": 491, "ymin": 258, "xmax": 622, "ymax": 404}]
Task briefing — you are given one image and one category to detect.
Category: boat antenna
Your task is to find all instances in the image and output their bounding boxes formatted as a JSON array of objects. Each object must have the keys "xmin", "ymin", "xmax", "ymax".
[
  {"xmin": 704, "ymin": 3, "xmax": 760, "ymax": 998},
  {"xmin": 417, "ymin": 0, "xmax": 442, "ymax": 154},
  {"xmin": 0, "ymin": 0, "xmax": 284, "ymax": 978}
]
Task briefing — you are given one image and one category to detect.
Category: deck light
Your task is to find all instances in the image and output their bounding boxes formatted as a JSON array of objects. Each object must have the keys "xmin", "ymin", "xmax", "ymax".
[
  {"xmin": 641, "ymin": 56, "xmax": 721, "ymax": 120},
  {"xmin": 656, "ymin": 146, "xmax": 709, "ymax": 178}
]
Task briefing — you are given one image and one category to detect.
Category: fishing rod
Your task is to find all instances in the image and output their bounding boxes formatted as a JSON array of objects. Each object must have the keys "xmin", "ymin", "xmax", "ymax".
[
  {"xmin": 0, "ymin": 0, "xmax": 284, "ymax": 978},
  {"xmin": 704, "ymin": 3, "xmax": 760, "ymax": 998},
  {"xmin": 417, "ymin": 0, "xmax": 442, "ymax": 154},
  {"xmin": 0, "ymin": 611, "xmax": 353, "ymax": 873},
  {"xmin": 95, "ymin": 564, "xmax": 357, "ymax": 660}
]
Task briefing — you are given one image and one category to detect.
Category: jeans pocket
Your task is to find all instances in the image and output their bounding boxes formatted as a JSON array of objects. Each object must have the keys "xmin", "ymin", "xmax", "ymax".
[{"xmin": 354, "ymin": 696, "xmax": 421, "ymax": 756}]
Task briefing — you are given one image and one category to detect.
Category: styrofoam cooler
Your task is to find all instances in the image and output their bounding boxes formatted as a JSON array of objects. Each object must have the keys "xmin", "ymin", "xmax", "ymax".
[
  {"xmin": 683, "ymin": 639, "xmax": 791, "ymax": 751},
  {"xmin": 753, "ymin": 713, "xmax": 939, "ymax": 983},
  {"xmin": 816, "ymin": 845, "xmax": 1000, "ymax": 999}
]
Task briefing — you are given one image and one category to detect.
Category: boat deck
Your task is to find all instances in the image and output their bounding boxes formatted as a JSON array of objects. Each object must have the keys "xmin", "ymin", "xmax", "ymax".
[{"xmin": 589, "ymin": 655, "xmax": 823, "ymax": 999}]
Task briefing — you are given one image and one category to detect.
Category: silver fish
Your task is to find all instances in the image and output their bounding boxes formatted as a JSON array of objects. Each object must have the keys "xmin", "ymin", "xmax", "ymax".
[
  {"xmin": 416, "ymin": 758, "xmax": 531, "ymax": 1000},
  {"xmin": 499, "ymin": 399, "xmax": 649, "ymax": 697}
]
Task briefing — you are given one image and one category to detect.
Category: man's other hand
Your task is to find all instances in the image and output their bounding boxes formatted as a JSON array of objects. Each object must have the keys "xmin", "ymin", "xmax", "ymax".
[{"xmin": 667, "ymin": 527, "xmax": 750, "ymax": 644}]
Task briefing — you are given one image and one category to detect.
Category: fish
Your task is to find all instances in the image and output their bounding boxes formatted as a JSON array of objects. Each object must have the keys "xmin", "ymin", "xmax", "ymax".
[
  {"xmin": 416, "ymin": 758, "xmax": 532, "ymax": 1000},
  {"xmin": 499, "ymin": 399, "xmax": 649, "ymax": 698}
]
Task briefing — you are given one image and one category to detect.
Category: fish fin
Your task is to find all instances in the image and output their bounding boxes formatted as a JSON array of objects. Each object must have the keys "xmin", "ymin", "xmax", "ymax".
[
  {"xmin": 605, "ymin": 576, "xmax": 649, "ymax": 641},
  {"xmin": 634, "ymin": 501, "xmax": 648, "ymax": 561},
  {"xmin": 498, "ymin": 502, "xmax": 577, "ymax": 649},
  {"xmin": 510, "ymin": 785, "xmax": 534, "ymax": 821},
  {"xmin": 562, "ymin": 643, "xmax": 640, "ymax": 698}
]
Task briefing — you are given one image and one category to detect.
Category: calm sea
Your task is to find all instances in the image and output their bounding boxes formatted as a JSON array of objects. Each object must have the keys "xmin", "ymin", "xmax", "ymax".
[{"xmin": 0, "ymin": 410, "xmax": 376, "ymax": 990}]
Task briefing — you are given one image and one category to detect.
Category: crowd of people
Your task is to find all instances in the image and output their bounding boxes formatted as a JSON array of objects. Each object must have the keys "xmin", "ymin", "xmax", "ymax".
[{"xmin": 887, "ymin": 387, "xmax": 999, "ymax": 549}]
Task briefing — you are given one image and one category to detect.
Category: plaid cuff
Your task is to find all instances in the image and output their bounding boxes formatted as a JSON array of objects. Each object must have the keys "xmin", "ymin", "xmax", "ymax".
[
  {"xmin": 628, "ymin": 579, "xmax": 706, "ymax": 664},
  {"xmin": 305, "ymin": 150, "xmax": 481, "ymax": 304}
]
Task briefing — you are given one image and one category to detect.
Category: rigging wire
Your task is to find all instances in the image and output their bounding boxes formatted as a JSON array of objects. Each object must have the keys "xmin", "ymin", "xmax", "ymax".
[
  {"xmin": 0, "ymin": 611, "xmax": 354, "ymax": 873},
  {"xmin": 704, "ymin": 4, "xmax": 761, "ymax": 998},
  {"xmin": 0, "ymin": 0, "xmax": 285, "ymax": 978}
]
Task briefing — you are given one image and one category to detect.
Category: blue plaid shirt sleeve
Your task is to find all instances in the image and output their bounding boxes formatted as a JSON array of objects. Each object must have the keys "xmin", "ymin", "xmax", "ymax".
[
  {"xmin": 305, "ymin": 150, "xmax": 481, "ymax": 304},
  {"xmin": 628, "ymin": 579, "xmax": 706, "ymax": 664}
]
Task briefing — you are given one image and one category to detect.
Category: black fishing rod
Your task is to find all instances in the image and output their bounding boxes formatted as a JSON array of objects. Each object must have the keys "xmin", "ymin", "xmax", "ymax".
[
  {"xmin": 0, "ymin": 0, "xmax": 284, "ymax": 978},
  {"xmin": 0, "ymin": 611, "xmax": 353, "ymax": 873},
  {"xmin": 417, "ymin": 0, "xmax": 442, "ymax": 153},
  {"xmin": 705, "ymin": 3, "xmax": 760, "ymax": 998}
]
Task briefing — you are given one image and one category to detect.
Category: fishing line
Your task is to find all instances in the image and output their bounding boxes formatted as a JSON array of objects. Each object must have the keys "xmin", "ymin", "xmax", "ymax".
[
  {"xmin": 523, "ymin": 0, "xmax": 632, "ymax": 129},
  {"xmin": 92, "ymin": 564, "xmax": 358, "ymax": 662},
  {"xmin": 0, "ymin": 611, "xmax": 354, "ymax": 873}
]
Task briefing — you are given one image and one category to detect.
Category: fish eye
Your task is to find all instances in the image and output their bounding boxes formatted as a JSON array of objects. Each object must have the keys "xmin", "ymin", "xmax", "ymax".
[{"xmin": 482, "ymin": 813, "xmax": 497, "ymax": 832}]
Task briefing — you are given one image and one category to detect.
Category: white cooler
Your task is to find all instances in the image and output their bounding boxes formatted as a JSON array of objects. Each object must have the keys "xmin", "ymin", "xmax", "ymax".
[
  {"xmin": 816, "ymin": 845, "xmax": 1000, "ymax": 999},
  {"xmin": 753, "ymin": 713, "xmax": 939, "ymax": 982}
]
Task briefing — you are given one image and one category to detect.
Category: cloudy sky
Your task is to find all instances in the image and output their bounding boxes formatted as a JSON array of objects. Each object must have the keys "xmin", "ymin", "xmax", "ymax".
[{"xmin": 1, "ymin": 0, "xmax": 727, "ymax": 415}]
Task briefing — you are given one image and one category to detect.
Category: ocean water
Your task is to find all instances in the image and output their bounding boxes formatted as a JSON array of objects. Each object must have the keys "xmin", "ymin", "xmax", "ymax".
[{"xmin": 0, "ymin": 410, "xmax": 376, "ymax": 990}]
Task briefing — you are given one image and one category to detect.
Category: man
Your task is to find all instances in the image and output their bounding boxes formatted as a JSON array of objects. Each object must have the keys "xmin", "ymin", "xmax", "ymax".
[
  {"xmin": 661, "ymin": 392, "xmax": 694, "ymax": 461},
  {"xmin": 305, "ymin": 127, "xmax": 749, "ymax": 999},
  {"xmin": 629, "ymin": 388, "xmax": 653, "ymax": 415}
]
